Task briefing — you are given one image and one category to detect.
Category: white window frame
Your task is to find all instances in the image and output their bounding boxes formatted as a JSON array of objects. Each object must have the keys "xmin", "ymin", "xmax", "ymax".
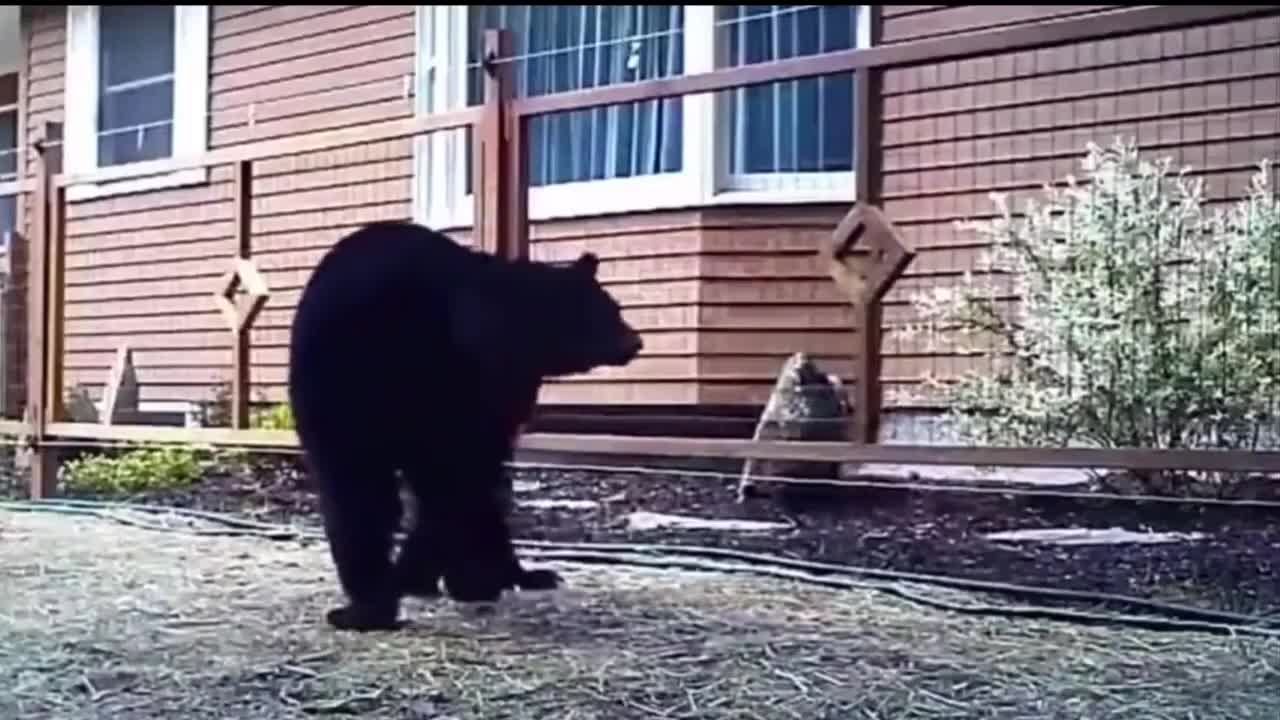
[
  {"xmin": 63, "ymin": 5, "xmax": 209, "ymax": 201},
  {"xmin": 413, "ymin": 5, "xmax": 872, "ymax": 230}
]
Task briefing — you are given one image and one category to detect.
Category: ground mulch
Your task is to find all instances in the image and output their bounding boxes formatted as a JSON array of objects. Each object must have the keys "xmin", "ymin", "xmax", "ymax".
[{"xmin": 48, "ymin": 455, "xmax": 1280, "ymax": 620}]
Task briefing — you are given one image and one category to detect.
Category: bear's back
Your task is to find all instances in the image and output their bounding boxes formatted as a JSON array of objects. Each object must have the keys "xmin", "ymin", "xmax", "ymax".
[
  {"xmin": 287, "ymin": 223, "xmax": 490, "ymax": 425},
  {"xmin": 292, "ymin": 223, "xmax": 482, "ymax": 351}
]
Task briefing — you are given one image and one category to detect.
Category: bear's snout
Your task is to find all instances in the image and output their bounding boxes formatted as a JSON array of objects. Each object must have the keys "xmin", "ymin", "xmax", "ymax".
[{"xmin": 612, "ymin": 329, "xmax": 644, "ymax": 365}]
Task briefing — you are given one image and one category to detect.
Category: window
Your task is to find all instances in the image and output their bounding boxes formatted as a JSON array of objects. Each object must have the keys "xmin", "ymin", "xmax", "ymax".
[
  {"xmin": 1, "ymin": 86, "xmax": 16, "ymax": 248},
  {"xmin": 718, "ymin": 5, "xmax": 859, "ymax": 192},
  {"xmin": 96, "ymin": 5, "xmax": 176, "ymax": 167},
  {"xmin": 1, "ymin": 73, "xmax": 15, "ymax": 183},
  {"xmin": 0, "ymin": 193, "xmax": 13, "ymax": 267},
  {"xmin": 414, "ymin": 5, "xmax": 870, "ymax": 228},
  {"xmin": 63, "ymin": 5, "xmax": 210, "ymax": 200},
  {"xmin": 0, "ymin": 195, "xmax": 12, "ymax": 233},
  {"xmin": 0, "ymin": 112, "xmax": 14, "ymax": 184}
]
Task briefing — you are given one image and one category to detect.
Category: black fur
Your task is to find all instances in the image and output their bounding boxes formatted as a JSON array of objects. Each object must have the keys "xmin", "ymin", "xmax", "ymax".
[
  {"xmin": 394, "ymin": 379, "xmax": 560, "ymax": 600},
  {"xmin": 288, "ymin": 221, "xmax": 642, "ymax": 631}
]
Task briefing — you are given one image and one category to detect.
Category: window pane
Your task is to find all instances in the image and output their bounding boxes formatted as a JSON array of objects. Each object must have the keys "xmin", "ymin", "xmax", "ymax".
[
  {"xmin": 98, "ymin": 81, "xmax": 174, "ymax": 167},
  {"xmin": 0, "ymin": 195, "xmax": 14, "ymax": 235},
  {"xmin": 719, "ymin": 5, "xmax": 858, "ymax": 175},
  {"xmin": 98, "ymin": 5, "xmax": 176, "ymax": 167},
  {"xmin": 464, "ymin": 5, "xmax": 685, "ymax": 190},
  {"xmin": 100, "ymin": 5, "xmax": 175, "ymax": 88},
  {"xmin": 0, "ymin": 110, "xmax": 15, "ymax": 179}
]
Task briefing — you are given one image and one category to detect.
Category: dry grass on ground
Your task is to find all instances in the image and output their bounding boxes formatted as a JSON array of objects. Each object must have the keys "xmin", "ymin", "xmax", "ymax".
[{"xmin": 1, "ymin": 507, "xmax": 1277, "ymax": 719}]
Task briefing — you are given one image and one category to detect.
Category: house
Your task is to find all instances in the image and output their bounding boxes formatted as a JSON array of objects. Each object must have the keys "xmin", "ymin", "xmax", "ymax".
[{"xmin": 0, "ymin": 5, "xmax": 1277, "ymax": 440}]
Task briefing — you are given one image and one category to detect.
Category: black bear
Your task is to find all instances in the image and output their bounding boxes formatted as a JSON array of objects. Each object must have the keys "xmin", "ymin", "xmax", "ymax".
[{"xmin": 288, "ymin": 221, "xmax": 642, "ymax": 631}]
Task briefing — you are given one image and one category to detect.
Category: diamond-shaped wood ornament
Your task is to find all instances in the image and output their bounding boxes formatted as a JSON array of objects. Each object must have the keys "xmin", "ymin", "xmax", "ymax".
[
  {"xmin": 822, "ymin": 203, "xmax": 914, "ymax": 305},
  {"xmin": 213, "ymin": 257, "xmax": 271, "ymax": 333}
]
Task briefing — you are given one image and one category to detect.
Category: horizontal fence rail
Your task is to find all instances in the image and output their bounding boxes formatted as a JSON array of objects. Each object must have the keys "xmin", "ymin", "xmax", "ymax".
[
  {"xmin": 510, "ymin": 5, "xmax": 1274, "ymax": 118},
  {"xmin": 34, "ymin": 422, "xmax": 1280, "ymax": 475},
  {"xmin": 5, "ymin": 4, "xmax": 1280, "ymax": 501},
  {"xmin": 54, "ymin": 109, "xmax": 485, "ymax": 190}
]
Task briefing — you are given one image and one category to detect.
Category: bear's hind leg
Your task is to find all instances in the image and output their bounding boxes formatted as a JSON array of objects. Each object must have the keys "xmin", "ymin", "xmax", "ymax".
[{"xmin": 314, "ymin": 459, "xmax": 403, "ymax": 632}]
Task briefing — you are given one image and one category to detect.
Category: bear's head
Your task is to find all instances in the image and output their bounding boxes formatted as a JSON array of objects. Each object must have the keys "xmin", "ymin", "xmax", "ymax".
[
  {"xmin": 531, "ymin": 252, "xmax": 643, "ymax": 377},
  {"xmin": 452, "ymin": 251, "xmax": 643, "ymax": 380}
]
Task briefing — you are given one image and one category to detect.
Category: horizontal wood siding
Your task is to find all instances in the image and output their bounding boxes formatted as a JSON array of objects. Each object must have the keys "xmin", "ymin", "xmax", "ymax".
[
  {"xmin": 528, "ymin": 211, "xmax": 706, "ymax": 405},
  {"xmin": 690, "ymin": 205, "xmax": 855, "ymax": 406},
  {"xmin": 880, "ymin": 5, "xmax": 1131, "ymax": 44},
  {"xmin": 875, "ymin": 6, "xmax": 1280, "ymax": 406},
  {"xmin": 15, "ymin": 5, "xmax": 1280, "ymax": 417},
  {"xmin": 56, "ymin": 5, "xmax": 421, "ymax": 410}
]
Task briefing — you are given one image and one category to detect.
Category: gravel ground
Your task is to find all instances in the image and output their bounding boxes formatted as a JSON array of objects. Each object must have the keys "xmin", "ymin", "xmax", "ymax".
[{"xmin": 2, "ymin": 503, "xmax": 1278, "ymax": 720}]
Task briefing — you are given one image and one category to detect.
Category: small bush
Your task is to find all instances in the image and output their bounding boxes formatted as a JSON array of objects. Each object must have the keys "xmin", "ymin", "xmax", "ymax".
[
  {"xmin": 196, "ymin": 381, "xmax": 295, "ymax": 431},
  {"xmin": 196, "ymin": 381, "xmax": 265, "ymax": 428},
  {"xmin": 897, "ymin": 139, "xmax": 1280, "ymax": 500},
  {"xmin": 252, "ymin": 402, "xmax": 295, "ymax": 431},
  {"xmin": 52, "ymin": 379, "xmax": 301, "ymax": 498},
  {"xmin": 902, "ymin": 138, "xmax": 1280, "ymax": 457},
  {"xmin": 60, "ymin": 445, "xmax": 216, "ymax": 496}
]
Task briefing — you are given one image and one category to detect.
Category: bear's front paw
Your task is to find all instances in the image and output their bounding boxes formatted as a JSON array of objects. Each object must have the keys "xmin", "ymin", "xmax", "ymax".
[
  {"xmin": 516, "ymin": 568, "xmax": 562, "ymax": 592},
  {"xmin": 325, "ymin": 602, "xmax": 402, "ymax": 632}
]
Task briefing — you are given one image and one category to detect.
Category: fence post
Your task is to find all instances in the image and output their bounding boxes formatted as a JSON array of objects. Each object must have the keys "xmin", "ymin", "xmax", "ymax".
[
  {"xmin": 2, "ymin": 228, "xmax": 27, "ymax": 420},
  {"xmin": 851, "ymin": 7, "xmax": 886, "ymax": 445},
  {"xmin": 213, "ymin": 159, "xmax": 268, "ymax": 431},
  {"xmin": 473, "ymin": 28, "xmax": 512, "ymax": 257},
  {"xmin": 475, "ymin": 29, "xmax": 526, "ymax": 260},
  {"xmin": 503, "ymin": 89, "xmax": 530, "ymax": 262},
  {"xmin": 231, "ymin": 160, "xmax": 253, "ymax": 429},
  {"xmin": 26, "ymin": 120, "xmax": 64, "ymax": 498}
]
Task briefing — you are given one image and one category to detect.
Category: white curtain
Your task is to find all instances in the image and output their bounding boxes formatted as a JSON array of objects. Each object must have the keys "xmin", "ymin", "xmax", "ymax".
[
  {"xmin": 720, "ymin": 5, "xmax": 857, "ymax": 176},
  {"xmin": 96, "ymin": 4, "xmax": 176, "ymax": 167},
  {"xmin": 467, "ymin": 5, "xmax": 686, "ymax": 189}
]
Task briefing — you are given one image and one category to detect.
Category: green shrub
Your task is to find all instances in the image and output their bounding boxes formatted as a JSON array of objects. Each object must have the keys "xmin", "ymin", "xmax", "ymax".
[
  {"xmin": 901, "ymin": 139, "xmax": 1280, "ymax": 458},
  {"xmin": 55, "ymin": 379, "xmax": 301, "ymax": 497},
  {"xmin": 251, "ymin": 402, "xmax": 295, "ymax": 430},
  {"xmin": 60, "ymin": 445, "xmax": 216, "ymax": 496},
  {"xmin": 197, "ymin": 381, "xmax": 295, "ymax": 431}
]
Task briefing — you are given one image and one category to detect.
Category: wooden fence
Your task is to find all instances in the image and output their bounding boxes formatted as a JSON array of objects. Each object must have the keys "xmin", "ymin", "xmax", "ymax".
[{"xmin": 7, "ymin": 4, "xmax": 1280, "ymax": 499}]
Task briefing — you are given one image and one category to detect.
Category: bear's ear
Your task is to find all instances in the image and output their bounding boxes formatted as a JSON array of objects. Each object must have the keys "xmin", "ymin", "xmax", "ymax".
[{"xmin": 572, "ymin": 252, "xmax": 599, "ymax": 277}]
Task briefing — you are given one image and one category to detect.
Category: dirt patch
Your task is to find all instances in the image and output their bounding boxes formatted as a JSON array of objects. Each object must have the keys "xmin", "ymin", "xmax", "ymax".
[{"xmin": 2, "ymin": 507, "xmax": 1277, "ymax": 719}]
